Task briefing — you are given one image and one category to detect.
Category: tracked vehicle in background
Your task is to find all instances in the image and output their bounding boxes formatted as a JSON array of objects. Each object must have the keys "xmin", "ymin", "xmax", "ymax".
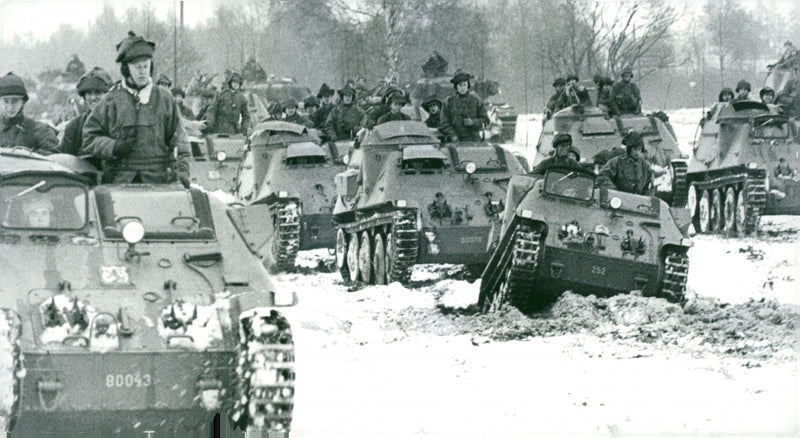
[
  {"xmin": 683, "ymin": 101, "xmax": 799, "ymax": 235},
  {"xmin": 187, "ymin": 133, "xmax": 248, "ymax": 192},
  {"xmin": 534, "ymin": 106, "xmax": 687, "ymax": 205},
  {"xmin": 478, "ymin": 166, "xmax": 693, "ymax": 312},
  {"xmin": 333, "ymin": 121, "xmax": 525, "ymax": 285},
  {"xmin": 234, "ymin": 121, "xmax": 351, "ymax": 272},
  {"xmin": 0, "ymin": 148, "xmax": 296, "ymax": 436}
]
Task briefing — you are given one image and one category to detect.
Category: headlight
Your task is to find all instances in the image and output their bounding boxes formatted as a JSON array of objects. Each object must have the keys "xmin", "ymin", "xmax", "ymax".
[
  {"xmin": 747, "ymin": 162, "xmax": 758, "ymax": 169},
  {"xmin": 609, "ymin": 197, "xmax": 623, "ymax": 209},
  {"xmin": 278, "ymin": 191, "xmax": 288, "ymax": 198},
  {"xmin": 465, "ymin": 162, "xmax": 477, "ymax": 174},
  {"xmin": 122, "ymin": 221, "xmax": 145, "ymax": 244},
  {"xmin": 216, "ymin": 151, "xmax": 227, "ymax": 162},
  {"xmin": 396, "ymin": 199, "xmax": 407, "ymax": 207},
  {"xmin": 520, "ymin": 209, "xmax": 533, "ymax": 218}
]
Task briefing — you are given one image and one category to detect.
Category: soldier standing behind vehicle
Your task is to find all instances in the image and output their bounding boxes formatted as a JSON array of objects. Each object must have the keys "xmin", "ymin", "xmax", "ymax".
[
  {"xmin": 59, "ymin": 67, "xmax": 113, "ymax": 156},
  {"xmin": 422, "ymin": 96, "xmax": 442, "ymax": 128},
  {"xmin": 0, "ymin": 72, "xmax": 59, "ymax": 154},
  {"xmin": 207, "ymin": 71, "xmax": 250, "ymax": 135},
  {"xmin": 544, "ymin": 78, "xmax": 566, "ymax": 120},
  {"xmin": 81, "ymin": 31, "xmax": 190, "ymax": 186},
  {"xmin": 732, "ymin": 80, "xmax": 752, "ymax": 102},
  {"xmin": 611, "ymin": 68, "xmax": 641, "ymax": 114},
  {"xmin": 325, "ymin": 85, "xmax": 363, "ymax": 141},
  {"xmin": 530, "ymin": 133, "xmax": 580, "ymax": 176},
  {"xmin": 440, "ymin": 70, "xmax": 490, "ymax": 142},
  {"xmin": 376, "ymin": 94, "xmax": 410, "ymax": 125},
  {"xmin": 598, "ymin": 131, "xmax": 653, "ymax": 195},
  {"xmin": 311, "ymin": 84, "xmax": 335, "ymax": 129}
]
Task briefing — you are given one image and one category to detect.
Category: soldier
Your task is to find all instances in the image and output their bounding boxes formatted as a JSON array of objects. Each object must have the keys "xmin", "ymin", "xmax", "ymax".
[
  {"xmin": 557, "ymin": 74, "xmax": 592, "ymax": 110},
  {"xmin": 303, "ymin": 95, "xmax": 319, "ymax": 116},
  {"xmin": 0, "ymin": 72, "xmax": 59, "ymax": 154},
  {"xmin": 422, "ymin": 96, "xmax": 442, "ymax": 128},
  {"xmin": 171, "ymin": 88, "xmax": 196, "ymax": 120},
  {"xmin": 81, "ymin": 31, "xmax": 190, "ymax": 186},
  {"xmin": 325, "ymin": 85, "xmax": 364, "ymax": 140},
  {"xmin": 207, "ymin": 72, "xmax": 250, "ymax": 135},
  {"xmin": 545, "ymin": 78, "xmax": 566, "ymax": 119},
  {"xmin": 597, "ymin": 77, "xmax": 619, "ymax": 116},
  {"xmin": 376, "ymin": 94, "xmax": 410, "ymax": 125},
  {"xmin": 732, "ymin": 80, "xmax": 751, "ymax": 102},
  {"xmin": 774, "ymin": 158, "xmax": 796, "ymax": 180},
  {"xmin": 718, "ymin": 87, "xmax": 735, "ymax": 103},
  {"xmin": 195, "ymin": 88, "xmax": 216, "ymax": 122},
  {"xmin": 440, "ymin": 70, "xmax": 490, "ymax": 142},
  {"xmin": 611, "ymin": 68, "xmax": 641, "ymax": 114},
  {"xmin": 311, "ymin": 83, "xmax": 335, "ymax": 129},
  {"xmin": 60, "ymin": 67, "xmax": 113, "ymax": 157},
  {"xmin": 598, "ymin": 131, "xmax": 653, "ymax": 195},
  {"xmin": 530, "ymin": 133, "xmax": 580, "ymax": 176},
  {"xmin": 759, "ymin": 87, "xmax": 776, "ymax": 105},
  {"xmin": 156, "ymin": 74, "xmax": 172, "ymax": 88},
  {"xmin": 282, "ymin": 99, "xmax": 307, "ymax": 125},
  {"xmin": 362, "ymin": 85, "xmax": 405, "ymax": 129}
]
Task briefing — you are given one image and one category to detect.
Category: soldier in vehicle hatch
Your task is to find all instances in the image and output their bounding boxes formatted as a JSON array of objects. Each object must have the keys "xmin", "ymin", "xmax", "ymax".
[
  {"xmin": 325, "ymin": 85, "xmax": 363, "ymax": 140},
  {"xmin": 530, "ymin": 133, "xmax": 581, "ymax": 176},
  {"xmin": 282, "ymin": 99, "xmax": 307, "ymax": 125},
  {"xmin": 440, "ymin": 70, "xmax": 490, "ymax": 142},
  {"xmin": 311, "ymin": 83, "xmax": 335, "ymax": 130},
  {"xmin": 81, "ymin": 31, "xmax": 190, "ymax": 187},
  {"xmin": 611, "ymin": 68, "xmax": 641, "ymax": 114},
  {"xmin": 545, "ymin": 77, "xmax": 566, "ymax": 120},
  {"xmin": 60, "ymin": 67, "xmax": 113, "ymax": 157},
  {"xmin": 422, "ymin": 96, "xmax": 443, "ymax": 128},
  {"xmin": 732, "ymin": 80, "xmax": 752, "ymax": 102},
  {"xmin": 598, "ymin": 131, "xmax": 653, "ymax": 195},
  {"xmin": 207, "ymin": 71, "xmax": 250, "ymax": 135},
  {"xmin": 376, "ymin": 94, "xmax": 410, "ymax": 125},
  {"xmin": 0, "ymin": 72, "xmax": 59, "ymax": 154}
]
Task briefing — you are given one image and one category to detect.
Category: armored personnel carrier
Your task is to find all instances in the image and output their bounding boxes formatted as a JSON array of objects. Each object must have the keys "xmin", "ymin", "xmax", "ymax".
[
  {"xmin": 534, "ymin": 106, "xmax": 687, "ymax": 204},
  {"xmin": 333, "ymin": 121, "xmax": 525, "ymax": 284},
  {"xmin": 478, "ymin": 166, "xmax": 692, "ymax": 312},
  {"xmin": 233, "ymin": 121, "xmax": 350, "ymax": 271},
  {"xmin": 0, "ymin": 148, "xmax": 296, "ymax": 435},
  {"xmin": 187, "ymin": 133, "xmax": 248, "ymax": 192},
  {"xmin": 682, "ymin": 100, "xmax": 798, "ymax": 235}
]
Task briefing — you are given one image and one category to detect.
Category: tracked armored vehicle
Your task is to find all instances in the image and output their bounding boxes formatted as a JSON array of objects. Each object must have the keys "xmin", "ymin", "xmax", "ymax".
[
  {"xmin": 534, "ymin": 106, "xmax": 687, "ymax": 204},
  {"xmin": 187, "ymin": 133, "xmax": 248, "ymax": 192},
  {"xmin": 234, "ymin": 121, "xmax": 351, "ymax": 271},
  {"xmin": 0, "ymin": 148, "xmax": 296, "ymax": 435},
  {"xmin": 683, "ymin": 101, "xmax": 799, "ymax": 235},
  {"xmin": 333, "ymin": 121, "xmax": 525, "ymax": 284},
  {"xmin": 478, "ymin": 166, "xmax": 692, "ymax": 312}
]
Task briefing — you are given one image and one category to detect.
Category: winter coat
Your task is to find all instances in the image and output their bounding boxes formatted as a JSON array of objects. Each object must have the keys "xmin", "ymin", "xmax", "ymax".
[
  {"xmin": 207, "ymin": 88, "xmax": 250, "ymax": 135},
  {"xmin": 597, "ymin": 88, "xmax": 620, "ymax": 116},
  {"xmin": 598, "ymin": 154, "xmax": 653, "ymax": 195},
  {"xmin": 283, "ymin": 112, "xmax": 309, "ymax": 126},
  {"xmin": 530, "ymin": 155, "xmax": 580, "ymax": 176},
  {"xmin": 81, "ymin": 82, "xmax": 189, "ymax": 184},
  {"xmin": 440, "ymin": 91, "xmax": 489, "ymax": 141},
  {"xmin": 0, "ymin": 113, "xmax": 59, "ymax": 154},
  {"xmin": 325, "ymin": 103, "xmax": 364, "ymax": 140},
  {"xmin": 311, "ymin": 103, "xmax": 334, "ymax": 129},
  {"xmin": 556, "ymin": 86, "xmax": 592, "ymax": 109},
  {"xmin": 376, "ymin": 111, "xmax": 410, "ymax": 126},
  {"xmin": 611, "ymin": 81, "xmax": 641, "ymax": 114},
  {"xmin": 424, "ymin": 112, "xmax": 441, "ymax": 128}
]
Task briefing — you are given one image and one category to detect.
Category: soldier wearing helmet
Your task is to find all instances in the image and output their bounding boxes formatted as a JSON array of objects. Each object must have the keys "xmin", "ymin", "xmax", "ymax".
[
  {"xmin": 596, "ymin": 77, "xmax": 620, "ymax": 116},
  {"xmin": 0, "ymin": 72, "xmax": 59, "ymax": 154},
  {"xmin": 545, "ymin": 77, "xmax": 566, "ymax": 119},
  {"xmin": 732, "ymin": 80, "xmax": 752, "ymax": 102},
  {"xmin": 81, "ymin": 31, "xmax": 190, "ymax": 186},
  {"xmin": 170, "ymin": 88, "xmax": 196, "ymax": 120},
  {"xmin": 361, "ymin": 85, "xmax": 405, "ymax": 130},
  {"xmin": 310, "ymin": 83, "xmax": 335, "ymax": 129},
  {"xmin": 207, "ymin": 71, "xmax": 250, "ymax": 135},
  {"xmin": 376, "ymin": 93, "xmax": 410, "ymax": 126},
  {"xmin": 421, "ymin": 96, "xmax": 443, "ymax": 128},
  {"xmin": 282, "ymin": 99, "xmax": 307, "ymax": 125},
  {"xmin": 718, "ymin": 87, "xmax": 735, "ymax": 103},
  {"xmin": 325, "ymin": 85, "xmax": 364, "ymax": 141},
  {"xmin": 759, "ymin": 87, "xmax": 775, "ymax": 105},
  {"xmin": 611, "ymin": 67, "xmax": 641, "ymax": 114},
  {"xmin": 555, "ymin": 74, "xmax": 592, "ymax": 110},
  {"xmin": 440, "ymin": 70, "xmax": 490, "ymax": 142},
  {"xmin": 60, "ymin": 67, "xmax": 113, "ymax": 156},
  {"xmin": 195, "ymin": 88, "xmax": 216, "ymax": 123},
  {"xmin": 156, "ymin": 74, "xmax": 172, "ymax": 88},
  {"xmin": 598, "ymin": 131, "xmax": 653, "ymax": 195},
  {"xmin": 530, "ymin": 133, "xmax": 581, "ymax": 176}
]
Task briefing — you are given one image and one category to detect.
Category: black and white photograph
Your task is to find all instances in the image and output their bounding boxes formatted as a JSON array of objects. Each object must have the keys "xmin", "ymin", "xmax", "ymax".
[{"xmin": 0, "ymin": 0, "xmax": 798, "ymax": 436}]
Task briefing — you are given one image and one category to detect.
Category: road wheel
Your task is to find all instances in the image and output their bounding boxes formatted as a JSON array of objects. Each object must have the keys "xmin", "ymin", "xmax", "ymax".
[
  {"xmin": 697, "ymin": 190, "xmax": 711, "ymax": 234},
  {"xmin": 372, "ymin": 232, "xmax": 387, "ymax": 285},
  {"xmin": 710, "ymin": 189, "xmax": 722, "ymax": 232},
  {"xmin": 358, "ymin": 230, "xmax": 372, "ymax": 284},
  {"xmin": 335, "ymin": 229, "xmax": 350, "ymax": 282},
  {"xmin": 735, "ymin": 189, "xmax": 747, "ymax": 236},
  {"xmin": 347, "ymin": 232, "xmax": 360, "ymax": 283},
  {"xmin": 723, "ymin": 187, "xmax": 736, "ymax": 235}
]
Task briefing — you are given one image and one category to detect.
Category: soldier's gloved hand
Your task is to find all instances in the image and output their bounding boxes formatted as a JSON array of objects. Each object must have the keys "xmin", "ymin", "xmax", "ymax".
[
  {"xmin": 112, "ymin": 136, "xmax": 136, "ymax": 158},
  {"xmin": 463, "ymin": 117, "xmax": 474, "ymax": 127}
]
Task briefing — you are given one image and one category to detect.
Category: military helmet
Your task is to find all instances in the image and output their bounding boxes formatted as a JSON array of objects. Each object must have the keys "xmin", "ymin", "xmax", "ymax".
[
  {"xmin": 283, "ymin": 98, "xmax": 298, "ymax": 109},
  {"xmin": 450, "ymin": 69, "xmax": 472, "ymax": 87},
  {"xmin": 421, "ymin": 95, "xmax": 442, "ymax": 112},
  {"xmin": 735, "ymin": 79, "xmax": 751, "ymax": 92},
  {"xmin": 568, "ymin": 146, "xmax": 581, "ymax": 161},
  {"xmin": 115, "ymin": 31, "xmax": 155, "ymax": 63},
  {"xmin": 156, "ymin": 74, "xmax": 172, "ymax": 87},
  {"xmin": 0, "ymin": 72, "xmax": 28, "ymax": 101},
  {"xmin": 759, "ymin": 87, "xmax": 775, "ymax": 98},
  {"xmin": 338, "ymin": 85, "xmax": 356, "ymax": 98},
  {"xmin": 552, "ymin": 133, "xmax": 573, "ymax": 148},
  {"xmin": 317, "ymin": 83, "xmax": 334, "ymax": 98},
  {"xmin": 622, "ymin": 131, "xmax": 644, "ymax": 149},
  {"xmin": 620, "ymin": 67, "xmax": 634, "ymax": 77},
  {"xmin": 304, "ymin": 95, "xmax": 319, "ymax": 109},
  {"xmin": 76, "ymin": 67, "xmax": 113, "ymax": 96},
  {"xmin": 718, "ymin": 87, "xmax": 734, "ymax": 102},
  {"xmin": 228, "ymin": 72, "xmax": 243, "ymax": 86},
  {"xmin": 552, "ymin": 77, "xmax": 566, "ymax": 87},
  {"xmin": 171, "ymin": 87, "xmax": 185, "ymax": 98}
]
